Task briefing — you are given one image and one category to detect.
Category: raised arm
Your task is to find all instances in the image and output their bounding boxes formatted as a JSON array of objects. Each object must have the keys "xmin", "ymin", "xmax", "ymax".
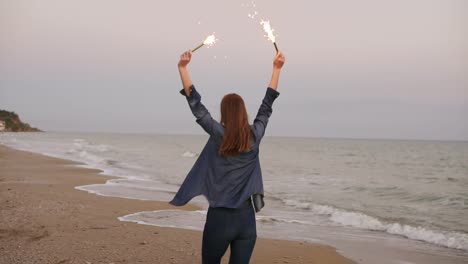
[
  {"xmin": 177, "ymin": 50, "xmax": 222, "ymax": 137},
  {"xmin": 268, "ymin": 52, "xmax": 285, "ymax": 90},
  {"xmin": 253, "ymin": 52, "xmax": 285, "ymax": 141},
  {"xmin": 178, "ymin": 50, "xmax": 193, "ymax": 96}
]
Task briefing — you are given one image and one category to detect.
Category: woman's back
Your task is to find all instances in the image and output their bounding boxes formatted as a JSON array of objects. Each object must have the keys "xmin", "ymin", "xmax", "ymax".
[{"xmin": 169, "ymin": 85, "xmax": 280, "ymax": 208}]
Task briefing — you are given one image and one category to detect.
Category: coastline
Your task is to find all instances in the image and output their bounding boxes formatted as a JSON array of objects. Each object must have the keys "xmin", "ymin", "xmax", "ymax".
[{"xmin": 0, "ymin": 145, "xmax": 355, "ymax": 264}]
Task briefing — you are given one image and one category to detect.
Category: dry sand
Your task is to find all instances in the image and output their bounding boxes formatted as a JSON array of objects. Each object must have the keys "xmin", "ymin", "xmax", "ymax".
[{"xmin": 0, "ymin": 145, "xmax": 355, "ymax": 264}]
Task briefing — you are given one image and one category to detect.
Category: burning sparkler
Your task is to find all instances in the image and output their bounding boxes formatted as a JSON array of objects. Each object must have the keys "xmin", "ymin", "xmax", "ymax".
[
  {"xmin": 260, "ymin": 20, "xmax": 278, "ymax": 53},
  {"xmin": 192, "ymin": 34, "xmax": 218, "ymax": 52}
]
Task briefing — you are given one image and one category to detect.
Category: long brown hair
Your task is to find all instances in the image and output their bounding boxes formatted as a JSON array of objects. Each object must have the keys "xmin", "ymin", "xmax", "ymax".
[{"xmin": 218, "ymin": 93, "xmax": 251, "ymax": 157}]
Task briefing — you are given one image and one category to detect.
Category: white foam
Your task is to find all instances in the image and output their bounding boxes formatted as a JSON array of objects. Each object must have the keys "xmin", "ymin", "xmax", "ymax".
[
  {"xmin": 386, "ymin": 223, "xmax": 468, "ymax": 251},
  {"xmin": 181, "ymin": 151, "xmax": 198, "ymax": 158},
  {"xmin": 118, "ymin": 210, "xmax": 208, "ymax": 231}
]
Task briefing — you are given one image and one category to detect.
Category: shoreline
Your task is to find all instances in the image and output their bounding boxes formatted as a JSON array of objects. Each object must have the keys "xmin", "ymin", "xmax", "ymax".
[{"xmin": 0, "ymin": 144, "xmax": 355, "ymax": 263}]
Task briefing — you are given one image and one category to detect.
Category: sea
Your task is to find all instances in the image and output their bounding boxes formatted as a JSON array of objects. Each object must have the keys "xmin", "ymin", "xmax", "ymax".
[{"xmin": 1, "ymin": 132, "xmax": 468, "ymax": 264}]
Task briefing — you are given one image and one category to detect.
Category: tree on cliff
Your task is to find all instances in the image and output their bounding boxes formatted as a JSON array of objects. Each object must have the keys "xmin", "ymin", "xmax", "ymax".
[{"xmin": 0, "ymin": 110, "xmax": 41, "ymax": 132}]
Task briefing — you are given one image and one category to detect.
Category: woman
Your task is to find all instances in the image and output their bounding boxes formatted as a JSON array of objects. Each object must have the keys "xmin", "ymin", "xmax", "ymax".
[{"xmin": 170, "ymin": 50, "xmax": 285, "ymax": 264}]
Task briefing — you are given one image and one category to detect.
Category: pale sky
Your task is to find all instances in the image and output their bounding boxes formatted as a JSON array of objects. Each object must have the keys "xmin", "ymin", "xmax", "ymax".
[{"xmin": 1, "ymin": 0, "xmax": 467, "ymax": 140}]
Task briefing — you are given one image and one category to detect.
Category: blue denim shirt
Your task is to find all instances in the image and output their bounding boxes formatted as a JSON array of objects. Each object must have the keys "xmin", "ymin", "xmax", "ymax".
[{"xmin": 169, "ymin": 84, "xmax": 280, "ymax": 208}]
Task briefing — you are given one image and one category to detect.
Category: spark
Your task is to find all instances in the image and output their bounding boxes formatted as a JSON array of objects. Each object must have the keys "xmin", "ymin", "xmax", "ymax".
[
  {"xmin": 203, "ymin": 34, "xmax": 217, "ymax": 46},
  {"xmin": 192, "ymin": 34, "xmax": 218, "ymax": 52},
  {"xmin": 260, "ymin": 20, "xmax": 276, "ymax": 43}
]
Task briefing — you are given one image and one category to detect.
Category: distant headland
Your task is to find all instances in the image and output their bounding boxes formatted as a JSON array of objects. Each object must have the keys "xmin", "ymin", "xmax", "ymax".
[{"xmin": 0, "ymin": 110, "xmax": 41, "ymax": 132}]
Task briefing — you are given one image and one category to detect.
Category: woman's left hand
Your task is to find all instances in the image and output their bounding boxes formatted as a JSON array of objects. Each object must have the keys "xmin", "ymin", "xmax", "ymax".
[{"xmin": 178, "ymin": 50, "xmax": 192, "ymax": 68}]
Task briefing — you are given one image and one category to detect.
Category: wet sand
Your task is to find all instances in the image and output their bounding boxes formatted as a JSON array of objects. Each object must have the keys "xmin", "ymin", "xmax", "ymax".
[{"xmin": 0, "ymin": 145, "xmax": 355, "ymax": 264}]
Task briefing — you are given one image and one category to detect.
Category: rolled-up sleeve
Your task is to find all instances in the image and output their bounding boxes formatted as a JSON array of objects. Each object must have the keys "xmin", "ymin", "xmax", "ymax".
[
  {"xmin": 180, "ymin": 85, "xmax": 220, "ymax": 136},
  {"xmin": 253, "ymin": 87, "xmax": 280, "ymax": 141}
]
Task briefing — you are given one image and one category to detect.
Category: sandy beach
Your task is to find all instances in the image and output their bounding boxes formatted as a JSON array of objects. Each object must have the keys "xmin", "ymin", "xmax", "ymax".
[{"xmin": 0, "ymin": 144, "xmax": 355, "ymax": 264}]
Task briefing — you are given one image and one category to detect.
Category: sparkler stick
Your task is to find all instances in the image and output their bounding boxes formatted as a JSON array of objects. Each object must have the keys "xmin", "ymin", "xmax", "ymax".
[
  {"xmin": 191, "ymin": 34, "xmax": 217, "ymax": 53},
  {"xmin": 192, "ymin": 43, "xmax": 204, "ymax": 52}
]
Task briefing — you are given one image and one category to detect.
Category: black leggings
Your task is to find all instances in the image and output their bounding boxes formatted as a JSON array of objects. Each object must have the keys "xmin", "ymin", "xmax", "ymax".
[{"xmin": 202, "ymin": 200, "xmax": 257, "ymax": 264}]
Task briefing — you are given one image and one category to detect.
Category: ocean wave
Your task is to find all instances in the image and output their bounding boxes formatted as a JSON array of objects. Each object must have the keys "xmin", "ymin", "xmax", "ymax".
[
  {"xmin": 65, "ymin": 139, "xmax": 121, "ymax": 173},
  {"xmin": 72, "ymin": 138, "xmax": 112, "ymax": 153},
  {"xmin": 281, "ymin": 199, "xmax": 468, "ymax": 251},
  {"xmin": 256, "ymin": 216, "xmax": 310, "ymax": 225}
]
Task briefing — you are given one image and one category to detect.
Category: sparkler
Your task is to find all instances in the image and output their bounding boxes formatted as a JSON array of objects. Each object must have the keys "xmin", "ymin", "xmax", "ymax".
[
  {"xmin": 192, "ymin": 34, "xmax": 217, "ymax": 52},
  {"xmin": 260, "ymin": 20, "xmax": 278, "ymax": 53}
]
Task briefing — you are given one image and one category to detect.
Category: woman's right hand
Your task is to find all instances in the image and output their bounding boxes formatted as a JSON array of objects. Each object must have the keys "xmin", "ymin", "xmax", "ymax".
[
  {"xmin": 178, "ymin": 50, "xmax": 192, "ymax": 68},
  {"xmin": 273, "ymin": 51, "xmax": 285, "ymax": 70}
]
